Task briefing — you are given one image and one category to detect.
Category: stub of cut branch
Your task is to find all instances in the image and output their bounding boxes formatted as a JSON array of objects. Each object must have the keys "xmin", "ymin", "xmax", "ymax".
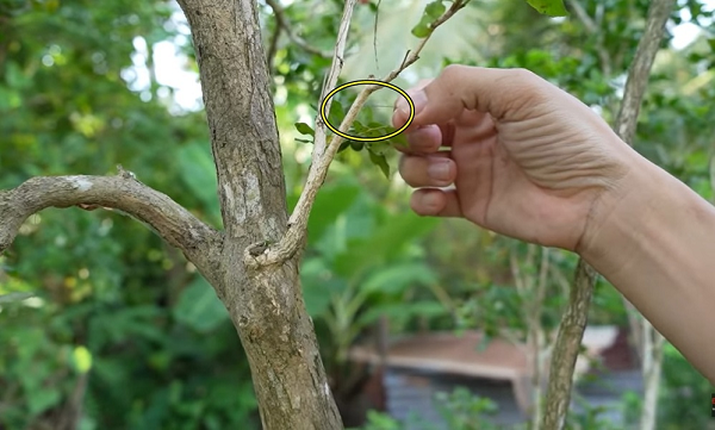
[
  {"xmin": 246, "ymin": 0, "xmax": 469, "ymax": 268},
  {"xmin": 0, "ymin": 173, "xmax": 219, "ymax": 277}
]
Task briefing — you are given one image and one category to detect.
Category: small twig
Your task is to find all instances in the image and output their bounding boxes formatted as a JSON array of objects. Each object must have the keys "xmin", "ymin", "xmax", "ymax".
[
  {"xmin": 265, "ymin": 0, "xmax": 331, "ymax": 58},
  {"xmin": 247, "ymin": 0, "xmax": 470, "ymax": 268},
  {"xmin": 266, "ymin": 17, "xmax": 281, "ymax": 67},
  {"xmin": 373, "ymin": 0, "xmax": 381, "ymax": 73},
  {"xmin": 510, "ymin": 246, "xmax": 527, "ymax": 295}
]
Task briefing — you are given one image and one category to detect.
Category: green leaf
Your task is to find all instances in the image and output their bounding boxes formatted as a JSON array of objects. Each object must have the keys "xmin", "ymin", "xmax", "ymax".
[
  {"xmin": 368, "ymin": 150, "xmax": 390, "ymax": 178},
  {"xmin": 525, "ymin": 0, "xmax": 568, "ymax": 16},
  {"xmin": 338, "ymin": 141, "xmax": 351, "ymax": 153},
  {"xmin": 358, "ymin": 301, "xmax": 445, "ymax": 326},
  {"xmin": 350, "ymin": 140, "xmax": 364, "ymax": 151},
  {"xmin": 287, "ymin": 181, "xmax": 362, "ymax": 242},
  {"xmin": 328, "ymin": 100, "xmax": 346, "ymax": 127},
  {"xmin": 173, "ymin": 276, "xmax": 228, "ymax": 333},
  {"xmin": 425, "ymin": 1, "xmax": 446, "ymax": 19},
  {"xmin": 351, "ymin": 120, "xmax": 367, "ymax": 133},
  {"xmin": 332, "ymin": 212, "xmax": 440, "ymax": 278},
  {"xmin": 389, "ymin": 133, "xmax": 408, "ymax": 148},
  {"xmin": 294, "ymin": 122, "xmax": 315, "ymax": 136},
  {"xmin": 71, "ymin": 345, "xmax": 93, "ymax": 373},
  {"xmin": 27, "ymin": 389, "xmax": 62, "ymax": 416},
  {"xmin": 366, "ymin": 141, "xmax": 390, "ymax": 155},
  {"xmin": 707, "ymin": 38, "xmax": 715, "ymax": 53},
  {"xmin": 0, "ymin": 292, "xmax": 36, "ymax": 303},
  {"xmin": 308, "ymin": 183, "xmax": 361, "ymax": 241},
  {"xmin": 300, "ymin": 257, "xmax": 349, "ymax": 317},
  {"xmin": 411, "ymin": 22, "xmax": 431, "ymax": 38},
  {"xmin": 361, "ymin": 262, "xmax": 438, "ymax": 295},
  {"xmin": 177, "ymin": 142, "xmax": 221, "ymax": 225}
]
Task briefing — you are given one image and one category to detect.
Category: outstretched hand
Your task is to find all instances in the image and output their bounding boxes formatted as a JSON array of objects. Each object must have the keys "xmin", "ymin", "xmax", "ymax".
[{"xmin": 392, "ymin": 65, "xmax": 637, "ymax": 252}]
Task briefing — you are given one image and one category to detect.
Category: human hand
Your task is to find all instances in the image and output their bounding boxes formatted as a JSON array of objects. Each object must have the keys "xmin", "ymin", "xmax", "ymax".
[{"xmin": 392, "ymin": 65, "xmax": 638, "ymax": 252}]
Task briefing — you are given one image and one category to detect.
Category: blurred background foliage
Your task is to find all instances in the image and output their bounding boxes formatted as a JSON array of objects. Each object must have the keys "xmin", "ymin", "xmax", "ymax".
[{"xmin": 0, "ymin": 0, "xmax": 713, "ymax": 428}]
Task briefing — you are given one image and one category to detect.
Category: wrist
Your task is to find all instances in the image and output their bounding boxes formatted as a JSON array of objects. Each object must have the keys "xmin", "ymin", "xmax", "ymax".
[{"xmin": 576, "ymin": 146, "xmax": 669, "ymax": 274}]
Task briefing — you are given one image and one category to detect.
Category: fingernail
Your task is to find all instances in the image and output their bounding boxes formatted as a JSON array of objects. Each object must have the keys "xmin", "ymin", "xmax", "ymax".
[
  {"xmin": 427, "ymin": 159, "xmax": 451, "ymax": 181},
  {"xmin": 397, "ymin": 89, "xmax": 427, "ymax": 116}
]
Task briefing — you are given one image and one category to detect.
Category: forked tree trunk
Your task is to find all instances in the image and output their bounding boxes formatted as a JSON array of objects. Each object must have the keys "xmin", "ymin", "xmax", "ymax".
[{"xmin": 175, "ymin": 0, "xmax": 343, "ymax": 428}]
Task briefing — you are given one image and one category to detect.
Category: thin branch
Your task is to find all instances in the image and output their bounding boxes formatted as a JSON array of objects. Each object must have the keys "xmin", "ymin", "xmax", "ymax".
[
  {"xmin": 247, "ymin": 0, "xmax": 470, "ymax": 267},
  {"xmin": 244, "ymin": 0, "xmax": 358, "ymax": 266},
  {"xmin": 266, "ymin": 17, "xmax": 281, "ymax": 68},
  {"xmin": 509, "ymin": 246, "xmax": 527, "ymax": 295},
  {"xmin": 614, "ymin": 0, "xmax": 676, "ymax": 142},
  {"xmin": 567, "ymin": 0, "xmax": 597, "ymax": 33},
  {"xmin": 265, "ymin": 0, "xmax": 331, "ymax": 58},
  {"xmin": 0, "ymin": 169, "xmax": 221, "ymax": 283},
  {"xmin": 542, "ymin": 259, "xmax": 597, "ymax": 430},
  {"xmin": 567, "ymin": 0, "xmax": 612, "ymax": 76},
  {"xmin": 536, "ymin": 247, "xmax": 550, "ymax": 313},
  {"xmin": 541, "ymin": 0, "xmax": 676, "ymax": 428}
]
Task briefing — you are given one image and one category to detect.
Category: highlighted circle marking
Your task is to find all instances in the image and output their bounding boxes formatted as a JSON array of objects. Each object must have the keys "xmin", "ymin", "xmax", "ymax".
[{"xmin": 320, "ymin": 80, "xmax": 415, "ymax": 142}]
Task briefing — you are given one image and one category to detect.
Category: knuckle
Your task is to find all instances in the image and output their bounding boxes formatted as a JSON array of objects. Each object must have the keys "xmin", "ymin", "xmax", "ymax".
[
  {"xmin": 509, "ymin": 68, "xmax": 545, "ymax": 91},
  {"xmin": 441, "ymin": 64, "xmax": 468, "ymax": 80}
]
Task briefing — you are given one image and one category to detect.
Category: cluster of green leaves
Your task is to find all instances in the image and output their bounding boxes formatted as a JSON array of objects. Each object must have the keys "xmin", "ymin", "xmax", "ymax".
[
  {"xmin": 351, "ymin": 387, "xmax": 501, "ymax": 430},
  {"xmin": 656, "ymin": 342, "xmax": 715, "ymax": 429},
  {"xmin": 525, "ymin": 0, "xmax": 568, "ymax": 16},
  {"xmin": 411, "ymin": 1, "xmax": 447, "ymax": 39},
  {"xmin": 434, "ymin": 388, "xmax": 500, "ymax": 430},
  {"xmin": 293, "ymin": 91, "xmax": 407, "ymax": 179}
]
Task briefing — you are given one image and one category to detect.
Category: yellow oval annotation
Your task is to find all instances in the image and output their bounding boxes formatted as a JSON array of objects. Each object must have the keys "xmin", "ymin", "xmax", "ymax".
[{"xmin": 319, "ymin": 80, "xmax": 415, "ymax": 142}]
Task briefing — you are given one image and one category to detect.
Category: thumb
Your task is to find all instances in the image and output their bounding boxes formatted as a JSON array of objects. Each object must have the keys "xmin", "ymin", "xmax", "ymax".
[{"xmin": 393, "ymin": 66, "xmax": 542, "ymax": 129}]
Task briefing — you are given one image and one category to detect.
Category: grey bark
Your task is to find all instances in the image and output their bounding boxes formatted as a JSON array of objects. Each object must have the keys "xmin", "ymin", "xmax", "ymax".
[{"xmin": 175, "ymin": 0, "xmax": 342, "ymax": 428}]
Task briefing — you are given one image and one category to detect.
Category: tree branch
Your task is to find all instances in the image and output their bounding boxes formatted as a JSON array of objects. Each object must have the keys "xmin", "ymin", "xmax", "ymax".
[
  {"xmin": 265, "ymin": 0, "xmax": 331, "ymax": 58},
  {"xmin": 244, "ymin": 0, "xmax": 358, "ymax": 267},
  {"xmin": 248, "ymin": 0, "xmax": 471, "ymax": 267},
  {"xmin": 0, "ymin": 170, "xmax": 220, "ymax": 282},
  {"xmin": 541, "ymin": 0, "xmax": 676, "ymax": 428},
  {"xmin": 266, "ymin": 16, "xmax": 282, "ymax": 68},
  {"xmin": 567, "ymin": 0, "xmax": 612, "ymax": 76}
]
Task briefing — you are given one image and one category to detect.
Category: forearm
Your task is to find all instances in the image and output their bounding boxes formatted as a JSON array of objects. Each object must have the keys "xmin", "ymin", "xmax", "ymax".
[{"xmin": 580, "ymin": 147, "xmax": 715, "ymax": 383}]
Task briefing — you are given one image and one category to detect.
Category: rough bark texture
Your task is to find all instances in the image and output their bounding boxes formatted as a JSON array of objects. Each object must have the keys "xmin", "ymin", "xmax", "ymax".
[
  {"xmin": 0, "ymin": 172, "xmax": 220, "ymax": 283},
  {"xmin": 541, "ymin": 259, "xmax": 596, "ymax": 430},
  {"xmin": 174, "ymin": 0, "xmax": 342, "ymax": 428},
  {"xmin": 541, "ymin": 0, "xmax": 676, "ymax": 428}
]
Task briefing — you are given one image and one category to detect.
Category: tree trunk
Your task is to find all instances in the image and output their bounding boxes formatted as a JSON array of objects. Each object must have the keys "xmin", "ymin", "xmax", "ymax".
[{"xmin": 175, "ymin": 0, "xmax": 343, "ymax": 428}]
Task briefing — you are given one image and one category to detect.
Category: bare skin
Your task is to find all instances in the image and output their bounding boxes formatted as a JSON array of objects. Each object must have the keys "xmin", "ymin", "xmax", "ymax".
[{"xmin": 392, "ymin": 65, "xmax": 715, "ymax": 383}]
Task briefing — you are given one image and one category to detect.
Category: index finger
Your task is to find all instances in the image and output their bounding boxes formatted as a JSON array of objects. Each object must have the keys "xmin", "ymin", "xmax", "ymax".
[{"xmin": 392, "ymin": 79, "xmax": 433, "ymax": 133}]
